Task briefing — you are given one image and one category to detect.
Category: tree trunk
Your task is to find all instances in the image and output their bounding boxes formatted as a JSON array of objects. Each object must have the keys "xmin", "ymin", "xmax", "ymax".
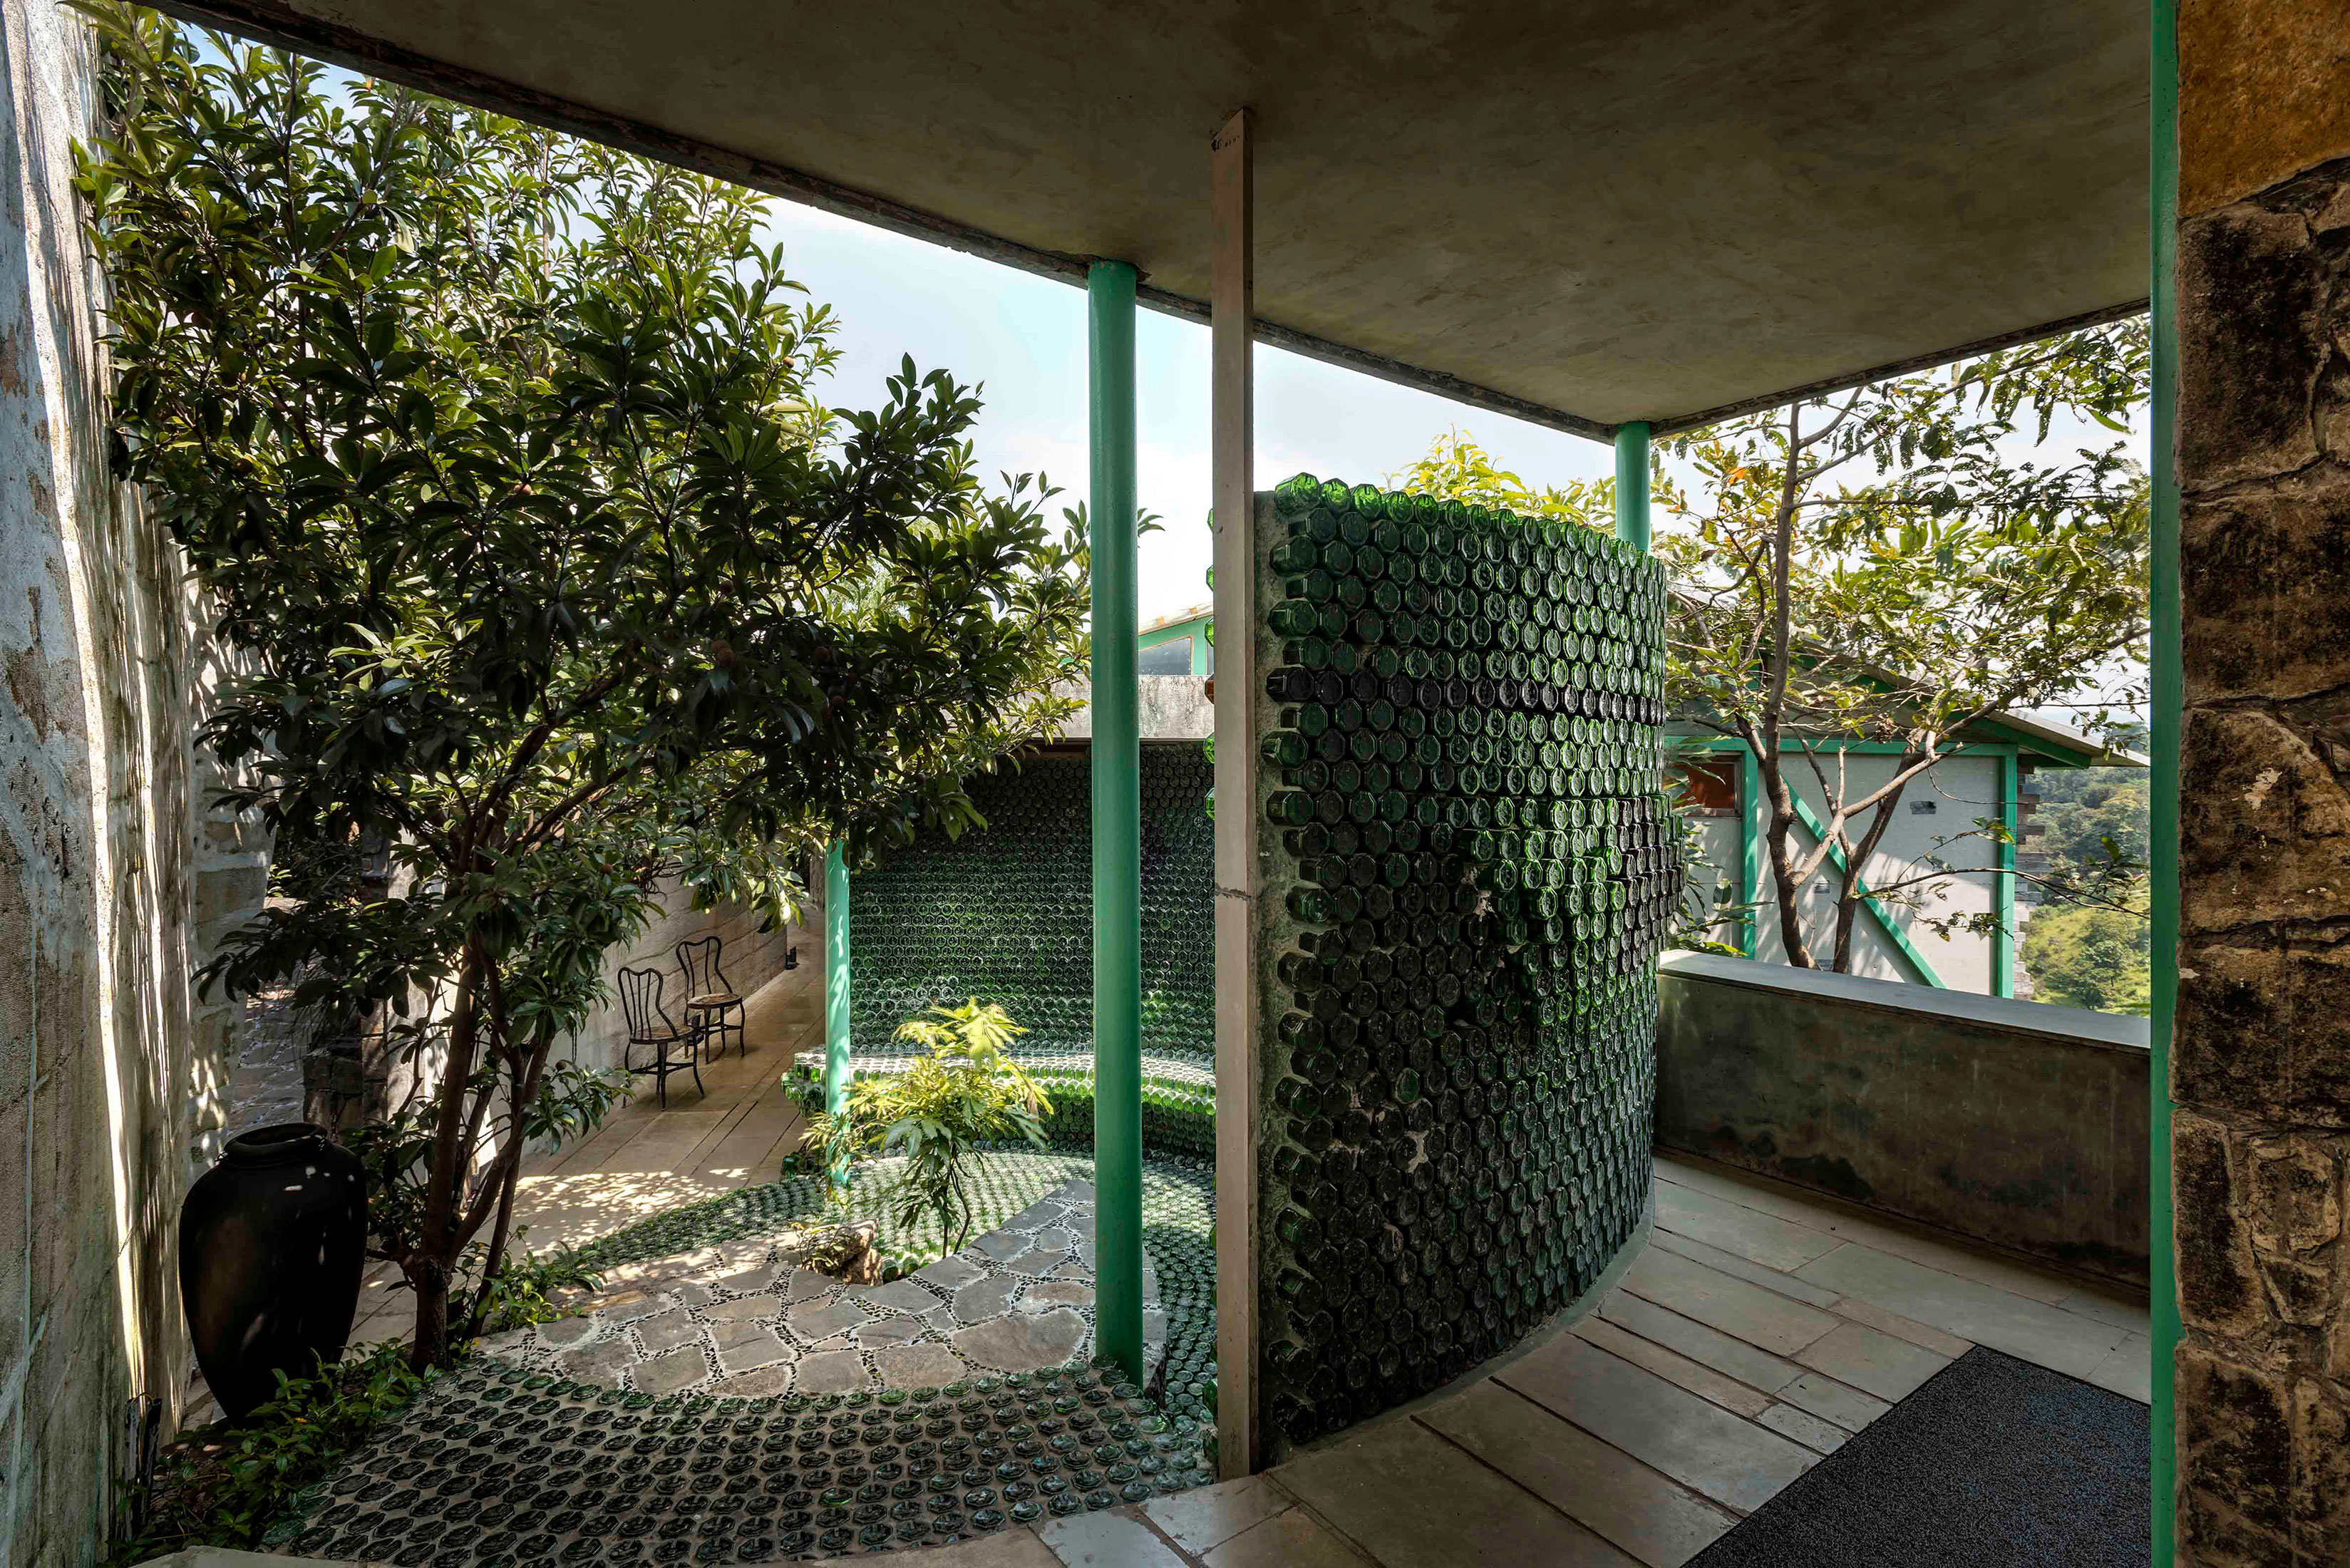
[
  {"xmin": 1830, "ymin": 773, "xmax": 1910, "ymax": 974},
  {"xmin": 408, "ymin": 1253, "xmax": 451, "ymax": 1372},
  {"xmin": 410, "ymin": 940, "xmax": 486, "ymax": 1369},
  {"xmin": 1756, "ymin": 753, "xmax": 1818, "ymax": 969},
  {"xmin": 1829, "ymin": 880, "xmax": 1864, "ymax": 971},
  {"xmin": 460, "ymin": 1137, "xmax": 524, "ymax": 1343}
]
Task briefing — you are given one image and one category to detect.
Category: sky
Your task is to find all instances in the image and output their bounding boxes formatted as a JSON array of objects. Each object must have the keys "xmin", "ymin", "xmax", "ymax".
[
  {"xmin": 765, "ymin": 196, "xmax": 2150, "ymax": 726},
  {"xmin": 760, "ymin": 201, "xmax": 1618, "ymax": 628}
]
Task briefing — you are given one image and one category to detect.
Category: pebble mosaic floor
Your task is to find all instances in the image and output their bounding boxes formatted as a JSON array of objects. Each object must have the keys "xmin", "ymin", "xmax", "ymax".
[
  {"xmin": 535, "ymin": 1151, "xmax": 1217, "ymax": 1424},
  {"xmin": 274, "ymin": 1359, "xmax": 1212, "ymax": 1564},
  {"xmin": 272, "ymin": 1152, "xmax": 1220, "ymax": 1564},
  {"xmin": 475, "ymin": 1177, "xmax": 1166, "ymax": 1399}
]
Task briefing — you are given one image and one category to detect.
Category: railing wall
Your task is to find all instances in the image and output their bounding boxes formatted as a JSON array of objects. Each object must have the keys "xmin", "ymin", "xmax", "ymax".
[{"xmin": 1656, "ymin": 951, "xmax": 2150, "ymax": 1289}]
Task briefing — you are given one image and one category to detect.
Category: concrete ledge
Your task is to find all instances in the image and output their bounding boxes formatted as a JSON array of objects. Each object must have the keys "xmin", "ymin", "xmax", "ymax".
[{"xmin": 1656, "ymin": 953, "xmax": 2150, "ymax": 1289}]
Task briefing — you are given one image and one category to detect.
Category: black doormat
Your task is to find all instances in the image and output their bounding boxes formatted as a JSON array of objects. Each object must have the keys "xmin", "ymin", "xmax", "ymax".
[{"xmin": 1687, "ymin": 1346, "xmax": 2149, "ymax": 1568}]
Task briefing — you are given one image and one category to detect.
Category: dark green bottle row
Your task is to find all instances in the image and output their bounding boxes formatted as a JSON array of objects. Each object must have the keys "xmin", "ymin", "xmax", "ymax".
[{"xmin": 1256, "ymin": 475, "xmax": 1669, "ymax": 1452}]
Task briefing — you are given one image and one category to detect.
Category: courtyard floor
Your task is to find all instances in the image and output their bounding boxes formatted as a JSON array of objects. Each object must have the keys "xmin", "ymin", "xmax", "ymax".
[{"xmin": 195, "ymin": 950, "xmax": 2152, "ymax": 1568}]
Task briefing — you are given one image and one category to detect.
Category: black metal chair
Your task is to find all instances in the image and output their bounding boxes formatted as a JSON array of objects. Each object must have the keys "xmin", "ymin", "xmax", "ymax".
[
  {"xmin": 675, "ymin": 934, "xmax": 746, "ymax": 1058},
  {"xmin": 618, "ymin": 964, "xmax": 705, "ymax": 1106}
]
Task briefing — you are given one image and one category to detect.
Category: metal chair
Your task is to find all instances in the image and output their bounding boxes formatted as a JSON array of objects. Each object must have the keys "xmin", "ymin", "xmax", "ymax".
[
  {"xmin": 618, "ymin": 964, "xmax": 705, "ymax": 1106},
  {"xmin": 675, "ymin": 934, "xmax": 745, "ymax": 1058}
]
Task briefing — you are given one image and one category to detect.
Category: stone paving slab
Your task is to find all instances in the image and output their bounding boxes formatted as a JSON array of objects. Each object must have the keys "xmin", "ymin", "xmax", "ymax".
[{"xmin": 480, "ymin": 1181, "xmax": 1165, "ymax": 1399}]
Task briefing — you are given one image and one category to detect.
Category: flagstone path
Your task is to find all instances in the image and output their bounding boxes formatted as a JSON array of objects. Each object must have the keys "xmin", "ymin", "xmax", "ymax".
[{"xmin": 478, "ymin": 1180, "xmax": 1167, "ymax": 1399}]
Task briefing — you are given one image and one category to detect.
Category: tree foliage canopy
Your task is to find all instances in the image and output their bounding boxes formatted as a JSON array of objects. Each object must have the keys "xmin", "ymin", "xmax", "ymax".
[
  {"xmin": 1657, "ymin": 320, "xmax": 2150, "ymax": 970},
  {"xmin": 1388, "ymin": 429, "xmax": 1617, "ymax": 532},
  {"xmin": 2021, "ymin": 902, "xmax": 2150, "ymax": 1015},
  {"xmin": 76, "ymin": 6, "xmax": 1096, "ymax": 1361}
]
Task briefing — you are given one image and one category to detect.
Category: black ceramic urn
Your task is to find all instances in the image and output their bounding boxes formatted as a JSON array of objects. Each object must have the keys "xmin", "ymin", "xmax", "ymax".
[{"xmin": 180, "ymin": 1121, "xmax": 367, "ymax": 1423}]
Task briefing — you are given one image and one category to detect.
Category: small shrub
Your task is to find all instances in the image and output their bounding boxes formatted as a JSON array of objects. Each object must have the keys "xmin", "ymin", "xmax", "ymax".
[
  {"xmin": 460, "ymin": 1233, "xmax": 603, "ymax": 1336},
  {"xmin": 808, "ymin": 1001, "xmax": 1051, "ymax": 1254}
]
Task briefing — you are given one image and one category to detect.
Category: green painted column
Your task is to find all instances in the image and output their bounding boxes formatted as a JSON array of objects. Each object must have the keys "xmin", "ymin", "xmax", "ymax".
[
  {"xmin": 1614, "ymin": 421, "xmax": 1653, "ymax": 552},
  {"xmin": 1994, "ymin": 751, "xmax": 2019, "ymax": 999},
  {"xmin": 2148, "ymin": 0, "xmax": 2181, "ymax": 1554},
  {"xmin": 824, "ymin": 840, "xmax": 852, "ymax": 1182},
  {"xmin": 1088, "ymin": 259, "xmax": 1144, "ymax": 1380}
]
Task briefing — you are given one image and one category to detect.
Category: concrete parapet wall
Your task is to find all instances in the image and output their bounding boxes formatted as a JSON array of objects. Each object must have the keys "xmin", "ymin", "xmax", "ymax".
[
  {"xmin": 1655, "ymin": 951, "xmax": 2150, "ymax": 1289},
  {"xmin": 1048, "ymin": 675, "xmax": 1212, "ymax": 741}
]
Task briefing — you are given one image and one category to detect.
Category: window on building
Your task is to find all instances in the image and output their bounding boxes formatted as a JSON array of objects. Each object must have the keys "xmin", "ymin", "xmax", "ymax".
[
  {"xmin": 1138, "ymin": 636, "xmax": 1192, "ymax": 676},
  {"xmin": 1673, "ymin": 758, "xmax": 1738, "ymax": 813}
]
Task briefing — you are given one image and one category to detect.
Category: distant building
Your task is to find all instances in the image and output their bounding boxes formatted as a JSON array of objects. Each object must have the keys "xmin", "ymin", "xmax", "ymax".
[
  {"xmin": 1136, "ymin": 602, "xmax": 1215, "ymax": 677},
  {"xmin": 1671, "ymin": 713, "xmax": 2138, "ymax": 999}
]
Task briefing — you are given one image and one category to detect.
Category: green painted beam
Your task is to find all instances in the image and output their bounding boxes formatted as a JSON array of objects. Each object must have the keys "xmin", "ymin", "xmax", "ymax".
[
  {"xmin": 1088, "ymin": 258, "xmax": 1145, "ymax": 1382},
  {"xmin": 1964, "ymin": 712, "xmax": 2132, "ymax": 768},
  {"xmin": 824, "ymin": 840, "xmax": 852, "ymax": 1186},
  {"xmin": 1614, "ymin": 421, "xmax": 1652, "ymax": 553},
  {"xmin": 2149, "ymin": 0, "xmax": 2180, "ymax": 1552},
  {"xmin": 1689, "ymin": 736, "xmax": 2014, "ymax": 758},
  {"xmin": 1788, "ymin": 794, "xmax": 1951, "ymax": 989}
]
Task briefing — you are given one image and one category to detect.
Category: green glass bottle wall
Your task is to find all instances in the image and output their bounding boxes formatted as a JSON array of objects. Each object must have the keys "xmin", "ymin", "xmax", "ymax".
[
  {"xmin": 847, "ymin": 749, "xmax": 1217, "ymax": 1156},
  {"xmin": 1253, "ymin": 477, "xmax": 1671, "ymax": 1456}
]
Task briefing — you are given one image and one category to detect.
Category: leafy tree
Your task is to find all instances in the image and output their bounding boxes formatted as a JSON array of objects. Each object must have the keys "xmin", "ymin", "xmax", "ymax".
[
  {"xmin": 808, "ymin": 1001, "xmax": 1052, "ymax": 1254},
  {"xmin": 2021, "ymin": 902, "xmax": 2150, "ymax": 1014},
  {"xmin": 1388, "ymin": 428, "xmax": 1617, "ymax": 531},
  {"xmin": 78, "ymin": 9, "xmax": 1099, "ymax": 1365},
  {"xmin": 2028, "ymin": 765, "xmax": 2150, "ymax": 908},
  {"xmin": 1660, "ymin": 321, "xmax": 2151, "ymax": 973}
]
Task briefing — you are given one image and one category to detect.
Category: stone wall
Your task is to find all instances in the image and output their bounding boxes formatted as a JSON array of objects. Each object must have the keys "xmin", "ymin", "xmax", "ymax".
[
  {"xmin": 2174, "ymin": 4, "xmax": 2350, "ymax": 1560},
  {"xmin": 0, "ymin": 6, "xmax": 260, "ymax": 1567}
]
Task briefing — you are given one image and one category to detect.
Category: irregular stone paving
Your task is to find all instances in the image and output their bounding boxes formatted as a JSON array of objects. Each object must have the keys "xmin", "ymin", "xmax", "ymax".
[
  {"xmin": 278, "ymin": 1357, "xmax": 1214, "ymax": 1564},
  {"xmin": 480, "ymin": 1181, "xmax": 1165, "ymax": 1398}
]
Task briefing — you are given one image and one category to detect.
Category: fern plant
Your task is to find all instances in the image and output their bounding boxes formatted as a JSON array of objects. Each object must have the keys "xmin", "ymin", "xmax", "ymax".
[{"xmin": 808, "ymin": 1001, "xmax": 1052, "ymax": 1254}]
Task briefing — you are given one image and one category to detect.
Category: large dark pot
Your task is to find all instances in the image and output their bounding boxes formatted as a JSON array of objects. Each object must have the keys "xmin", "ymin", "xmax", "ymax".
[{"xmin": 180, "ymin": 1122, "xmax": 367, "ymax": 1423}]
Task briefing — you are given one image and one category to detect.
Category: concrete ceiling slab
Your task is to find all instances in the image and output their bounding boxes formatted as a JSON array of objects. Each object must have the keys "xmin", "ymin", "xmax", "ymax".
[{"xmin": 158, "ymin": 0, "xmax": 2149, "ymax": 435}]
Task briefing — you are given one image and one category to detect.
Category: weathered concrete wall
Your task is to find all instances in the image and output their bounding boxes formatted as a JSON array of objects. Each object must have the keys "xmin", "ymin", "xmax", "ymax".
[
  {"xmin": 1049, "ymin": 675, "xmax": 1212, "ymax": 741},
  {"xmin": 0, "ymin": 6, "xmax": 259, "ymax": 1566},
  {"xmin": 2173, "ymin": 9, "xmax": 2350, "ymax": 1559},
  {"xmin": 1656, "ymin": 952, "xmax": 2150, "ymax": 1289}
]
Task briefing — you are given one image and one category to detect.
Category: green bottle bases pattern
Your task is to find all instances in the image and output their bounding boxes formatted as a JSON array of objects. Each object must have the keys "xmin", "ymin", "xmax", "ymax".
[{"xmin": 1256, "ymin": 474, "xmax": 1675, "ymax": 1455}]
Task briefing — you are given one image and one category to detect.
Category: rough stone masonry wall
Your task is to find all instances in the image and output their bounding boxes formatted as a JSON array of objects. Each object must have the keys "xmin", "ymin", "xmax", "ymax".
[
  {"xmin": 2173, "ymin": 4, "xmax": 2350, "ymax": 1562},
  {"xmin": 0, "ymin": 7, "xmax": 261, "ymax": 1567}
]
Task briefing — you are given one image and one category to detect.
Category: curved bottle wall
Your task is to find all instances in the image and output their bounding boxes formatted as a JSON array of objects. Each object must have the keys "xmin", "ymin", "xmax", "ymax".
[{"xmin": 1251, "ymin": 479, "xmax": 1667, "ymax": 1457}]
